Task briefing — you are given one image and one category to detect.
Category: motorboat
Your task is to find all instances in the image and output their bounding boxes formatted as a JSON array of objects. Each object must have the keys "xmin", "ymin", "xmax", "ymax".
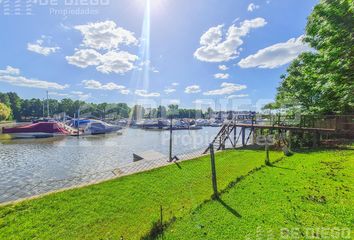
[
  {"xmin": 2, "ymin": 122, "xmax": 72, "ymax": 139},
  {"xmin": 210, "ymin": 122, "xmax": 223, "ymax": 127},
  {"xmin": 195, "ymin": 119, "xmax": 211, "ymax": 126},
  {"xmin": 68, "ymin": 119, "xmax": 91, "ymax": 128},
  {"xmin": 82, "ymin": 120, "xmax": 122, "ymax": 135}
]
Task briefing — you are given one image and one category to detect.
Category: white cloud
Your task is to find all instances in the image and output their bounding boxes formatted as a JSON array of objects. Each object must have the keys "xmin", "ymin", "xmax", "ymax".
[
  {"xmin": 120, "ymin": 89, "xmax": 130, "ymax": 95},
  {"xmin": 194, "ymin": 18, "xmax": 267, "ymax": 62},
  {"xmin": 27, "ymin": 38, "xmax": 60, "ymax": 56},
  {"xmin": 97, "ymin": 51, "xmax": 138, "ymax": 74},
  {"xmin": 203, "ymin": 82, "xmax": 247, "ymax": 96},
  {"xmin": 192, "ymin": 99, "xmax": 215, "ymax": 107},
  {"xmin": 247, "ymin": 3, "xmax": 260, "ymax": 12},
  {"xmin": 185, "ymin": 85, "xmax": 201, "ymax": 94},
  {"xmin": 66, "ymin": 49, "xmax": 102, "ymax": 68},
  {"xmin": 164, "ymin": 88, "xmax": 176, "ymax": 94},
  {"xmin": 82, "ymin": 79, "xmax": 126, "ymax": 91},
  {"xmin": 218, "ymin": 65, "xmax": 229, "ymax": 71},
  {"xmin": 71, "ymin": 91, "xmax": 84, "ymax": 95},
  {"xmin": 66, "ymin": 21, "xmax": 139, "ymax": 75},
  {"xmin": 171, "ymin": 82, "xmax": 179, "ymax": 86},
  {"xmin": 135, "ymin": 90, "xmax": 160, "ymax": 97},
  {"xmin": 49, "ymin": 92, "xmax": 71, "ymax": 97},
  {"xmin": 214, "ymin": 73, "xmax": 230, "ymax": 79},
  {"xmin": 49, "ymin": 91, "xmax": 91, "ymax": 101},
  {"xmin": 60, "ymin": 23, "xmax": 71, "ymax": 31},
  {"xmin": 0, "ymin": 66, "xmax": 20, "ymax": 75},
  {"xmin": 0, "ymin": 66, "xmax": 69, "ymax": 90},
  {"xmin": 74, "ymin": 21, "xmax": 138, "ymax": 50},
  {"xmin": 238, "ymin": 35, "xmax": 311, "ymax": 69},
  {"xmin": 166, "ymin": 99, "xmax": 180, "ymax": 105},
  {"xmin": 66, "ymin": 49, "xmax": 138, "ymax": 74},
  {"xmin": 226, "ymin": 94, "xmax": 249, "ymax": 99},
  {"xmin": 72, "ymin": 91, "xmax": 91, "ymax": 100}
]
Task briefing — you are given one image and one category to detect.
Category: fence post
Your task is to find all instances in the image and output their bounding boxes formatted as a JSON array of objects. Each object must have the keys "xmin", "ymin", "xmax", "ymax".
[
  {"xmin": 169, "ymin": 115, "xmax": 173, "ymax": 161},
  {"xmin": 265, "ymin": 144, "xmax": 270, "ymax": 166},
  {"xmin": 209, "ymin": 144, "xmax": 218, "ymax": 199},
  {"xmin": 241, "ymin": 127, "xmax": 246, "ymax": 146}
]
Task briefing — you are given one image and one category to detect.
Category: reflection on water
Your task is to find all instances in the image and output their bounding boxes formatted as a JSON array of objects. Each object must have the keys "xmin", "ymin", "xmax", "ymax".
[{"xmin": 0, "ymin": 127, "xmax": 227, "ymax": 203}]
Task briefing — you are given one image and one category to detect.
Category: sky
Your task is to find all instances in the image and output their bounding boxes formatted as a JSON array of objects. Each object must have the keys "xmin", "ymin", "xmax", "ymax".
[{"xmin": 0, "ymin": 0, "xmax": 318, "ymax": 110}]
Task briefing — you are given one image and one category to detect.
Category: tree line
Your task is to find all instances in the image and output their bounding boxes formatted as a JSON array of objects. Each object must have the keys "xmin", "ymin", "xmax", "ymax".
[
  {"xmin": 0, "ymin": 92, "xmax": 213, "ymax": 122},
  {"xmin": 266, "ymin": 0, "xmax": 353, "ymax": 115}
]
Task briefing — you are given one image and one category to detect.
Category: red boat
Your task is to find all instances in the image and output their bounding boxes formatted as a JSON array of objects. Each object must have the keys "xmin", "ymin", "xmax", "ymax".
[{"xmin": 2, "ymin": 122, "xmax": 72, "ymax": 139}]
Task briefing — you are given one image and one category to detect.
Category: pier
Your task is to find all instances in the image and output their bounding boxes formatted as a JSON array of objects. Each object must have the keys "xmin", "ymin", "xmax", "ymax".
[{"xmin": 204, "ymin": 115, "xmax": 354, "ymax": 153}]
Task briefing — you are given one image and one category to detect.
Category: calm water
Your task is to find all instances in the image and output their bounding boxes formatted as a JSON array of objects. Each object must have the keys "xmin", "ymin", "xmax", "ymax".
[{"xmin": 0, "ymin": 127, "xmax": 228, "ymax": 203}]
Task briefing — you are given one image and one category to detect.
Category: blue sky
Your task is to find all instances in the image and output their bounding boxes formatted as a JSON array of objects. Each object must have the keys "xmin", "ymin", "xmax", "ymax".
[{"xmin": 0, "ymin": 0, "xmax": 318, "ymax": 110}]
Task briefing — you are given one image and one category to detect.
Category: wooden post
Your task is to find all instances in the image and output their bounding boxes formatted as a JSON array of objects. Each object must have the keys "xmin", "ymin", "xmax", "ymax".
[
  {"xmin": 160, "ymin": 205, "xmax": 163, "ymax": 227},
  {"xmin": 241, "ymin": 127, "xmax": 246, "ymax": 146},
  {"xmin": 313, "ymin": 131, "xmax": 320, "ymax": 148},
  {"xmin": 233, "ymin": 126, "xmax": 237, "ymax": 148},
  {"xmin": 265, "ymin": 143, "xmax": 270, "ymax": 166},
  {"xmin": 288, "ymin": 130, "xmax": 292, "ymax": 151},
  {"xmin": 209, "ymin": 144, "xmax": 218, "ymax": 199},
  {"xmin": 169, "ymin": 116, "xmax": 173, "ymax": 161}
]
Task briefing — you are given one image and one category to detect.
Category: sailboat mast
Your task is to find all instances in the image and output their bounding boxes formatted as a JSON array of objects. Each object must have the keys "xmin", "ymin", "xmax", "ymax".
[
  {"xmin": 42, "ymin": 98, "xmax": 45, "ymax": 118},
  {"xmin": 46, "ymin": 91, "xmax": 49, "ymax": 118}
]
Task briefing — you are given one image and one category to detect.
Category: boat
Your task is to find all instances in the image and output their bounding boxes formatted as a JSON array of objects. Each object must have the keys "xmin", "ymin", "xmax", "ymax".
[
  {"xmin": 210, "ymin": 122, "xmax": 223, "ymax": 127},
  {"xmin": 68, "ymin": 119, "xmax": 91, "ymax": 128},
  {"xmin": 2, "ymin": 122, "xmax": 72, "ymax": 139},
  {"xmin": 195, "ymin": 119, "xmax": 211, "ymax": 126},
  {"xmin": 82, "ymin": 120, "xmax": 122, "ymax": 135}
]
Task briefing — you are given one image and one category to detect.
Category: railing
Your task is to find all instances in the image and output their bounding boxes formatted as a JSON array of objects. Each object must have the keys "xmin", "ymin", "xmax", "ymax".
[{"xmin": 257, "ymin": 114, "xmax": 354, "ymax": 132}]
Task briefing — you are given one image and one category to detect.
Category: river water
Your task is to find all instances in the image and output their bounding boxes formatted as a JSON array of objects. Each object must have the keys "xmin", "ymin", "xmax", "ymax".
[{"xmin": 0, "ymin": 127, "xmax": 238, "ymax": 203}]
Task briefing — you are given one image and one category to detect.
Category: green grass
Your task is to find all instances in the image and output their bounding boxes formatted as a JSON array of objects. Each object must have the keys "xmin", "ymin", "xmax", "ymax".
[
  {"xmin": 0, "ymin": 149, "xmax": 284, "ymax": 240},
  {"xmin": 163, "ymin": 149, "xmax": 354, "ymax": 239}
]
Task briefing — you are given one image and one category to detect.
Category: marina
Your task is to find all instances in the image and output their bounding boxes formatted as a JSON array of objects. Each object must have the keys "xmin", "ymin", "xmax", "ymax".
[{"xmin": 0, "ymin": 125, "xmax": 227, "ymax": 203}]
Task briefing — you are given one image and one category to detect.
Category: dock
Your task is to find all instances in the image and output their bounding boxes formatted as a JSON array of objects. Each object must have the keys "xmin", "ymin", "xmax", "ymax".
[{"xmin": 204, "ymin": 115, "xmax": 353, "ymax": 153}]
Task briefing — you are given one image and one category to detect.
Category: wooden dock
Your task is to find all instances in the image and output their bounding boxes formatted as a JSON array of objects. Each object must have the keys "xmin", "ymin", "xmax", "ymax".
[{"xmin": 204, "ymin": 115, "xmax": 353, "ymax": 154}]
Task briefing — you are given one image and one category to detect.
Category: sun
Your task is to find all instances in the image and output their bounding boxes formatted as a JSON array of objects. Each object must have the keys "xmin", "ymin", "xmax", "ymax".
[{"xmin": 136, "ymin": 0, "xmax": 166, "ymax": 14}]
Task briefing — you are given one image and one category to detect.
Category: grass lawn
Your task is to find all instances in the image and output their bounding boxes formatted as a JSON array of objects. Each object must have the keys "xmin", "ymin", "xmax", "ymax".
[
  {"xmin": 163, "ymin": 149, "xmax": 354, "ymax": 239},
  {"xmin": 0, "ymin": 149, "xmax": 284, "ymax": 240}
]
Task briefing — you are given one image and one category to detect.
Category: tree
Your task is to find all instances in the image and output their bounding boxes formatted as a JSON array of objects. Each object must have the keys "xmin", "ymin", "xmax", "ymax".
[
  {"xmin": 206, "ymin": 107, "xmax": 214, "ymax": 119},
  {"xmin": 7, "ymin": 92, "xmax": 22, "ymax": 120},
  {"xmin": 157, "ymin": 105, "xmax": 166, "ymax": 118},
  {"xmin": 98, "ymin": 103, "xmax": 108, "ymax": 119},
  {"xmin": 0, "ymin": 93, "xmax": 11, "ymax": 107},
  {"xmin": 167, "ymin": 104, "xmax": 179, "ymax": 117},
  {"xmin": 276, "ymin": 0, "xmax": 354, "ymax": 114},
  {"xmin": 0, "ymin": 103, "xmax": 11, "ymax": 121}
]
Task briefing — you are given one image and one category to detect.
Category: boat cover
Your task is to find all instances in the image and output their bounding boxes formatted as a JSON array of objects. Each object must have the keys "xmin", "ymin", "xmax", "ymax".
[{"xmin": 2, "ymin": 122, "xmax": 70, "ymax": 134}]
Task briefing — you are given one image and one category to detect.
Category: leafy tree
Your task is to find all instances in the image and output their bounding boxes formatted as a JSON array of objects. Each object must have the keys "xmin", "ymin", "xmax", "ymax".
[
  {"xmin": 276, "ymin": 0, "xmax": 354, "ymax": 114},
  {"xmin": 0, "ymin": 93, "xmax": 11, "ymax": 107},
  {"xmin": 7, "ymin": 92, "xmax": 22, "ymax": 120},
  {"xmin": 157, "ymin": 105, "xmax": 166, "ymax": 118},
  {"xmin": 0, "ymin": 103, "xmax": 12, "ymax": 121},
  {"xmin": 167, "ymin": 104, "xmax": 179, "ymax": 117}
]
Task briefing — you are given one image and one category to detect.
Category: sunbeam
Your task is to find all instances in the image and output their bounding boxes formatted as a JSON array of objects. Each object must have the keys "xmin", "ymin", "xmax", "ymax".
[{"xmin": 130, "ymin": 0, "xmax": 151, "ymax": 103}]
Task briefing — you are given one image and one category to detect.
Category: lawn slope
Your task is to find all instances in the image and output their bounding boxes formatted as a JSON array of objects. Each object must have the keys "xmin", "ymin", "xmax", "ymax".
[
  {"xmin": 163, "ymin": 149, "xmax": 354, "ymax": 239},
  {"xmin": 0, "ymin": 150, "xmax": 284, "ymax": 240}
]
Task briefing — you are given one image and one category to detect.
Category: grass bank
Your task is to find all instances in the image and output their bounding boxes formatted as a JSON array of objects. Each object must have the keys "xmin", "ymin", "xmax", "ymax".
[
  {"xmin": 163, "ymin": 149, "xmax": 354, "ymax": 239},
  {"xmin": 0, "ymin": 149, "xmax": 284, "ymax": 240}
]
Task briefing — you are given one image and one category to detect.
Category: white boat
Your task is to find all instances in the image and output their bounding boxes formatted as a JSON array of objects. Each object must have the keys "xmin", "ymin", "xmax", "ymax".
[{"xmin": 82, "ymin": 120, "xmax": 122, "ymax": 135}]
